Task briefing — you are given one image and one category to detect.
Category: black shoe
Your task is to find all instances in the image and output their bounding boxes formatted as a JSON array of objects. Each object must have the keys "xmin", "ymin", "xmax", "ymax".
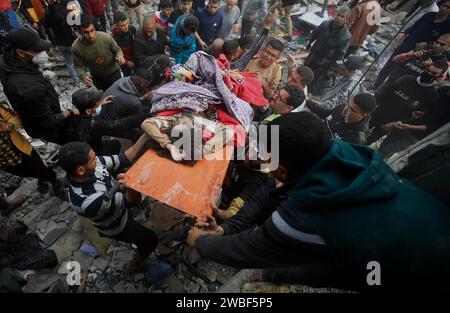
[
  {"xmin": 51, "ymin": 180, "xmax": 66, "ymax": 200},
  {"xmin": 37, "ymin": 179, "xmax": 49, "ymax": 194}
]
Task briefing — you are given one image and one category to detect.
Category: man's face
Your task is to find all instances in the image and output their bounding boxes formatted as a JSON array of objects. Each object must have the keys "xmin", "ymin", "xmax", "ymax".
[
  {"xmin": 76, "ymin": 149, "xmax": 97, "ymax": 178},
  {"xmin": 438, "ymin": 1, "xmax": 450, "ymax": 15},
  {"xmin": 333, "ymin": 11, "xmax": 348, "ymax": 27},
  {"xmin": 162, "ymin": 6, "xmax": 173, "ymax": 18},
  {"xmin": 116, "ymin": 19, "xmax": 129, "ymax": 33},
  {"xmin": 143, "ymin": 22, "xmax": 156, "ymax": 40},
  {"xmin": 181, "ymin": 0, "xmax": 193, "ymax": 13},
  {"xmin": 270, "ymin": 89, "xmax": 293, "ymax": 114},
  {"xmin": 226, "ymin": 0, "xmax": 237, "ymax": 9},
  {"xmin": 81, "ymin": 24, "xmax": 97, "ymax": 43},
  {"xmin": 260, "ymin": 44, "xmax": 281, "ymax": 68},
  {"xmin": 287, "ymin": 71, "xmax": 305, "ymax": 89},
  {"xmin": 208, "ymin": 3, "xmax": 220, "ymax": 15},
  {"xmin": 431, "ymin": 37, "xmax": 449, "ymax": 54},
  {"xmin": 341, "ymin": 99, "xmax": 366, "ymax": 124}
]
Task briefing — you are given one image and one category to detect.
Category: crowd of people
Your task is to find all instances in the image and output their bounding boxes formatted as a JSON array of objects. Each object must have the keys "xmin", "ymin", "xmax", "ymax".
[{"xmin": 0, "ymin": 0, "xmax": 450, "ymax": 291}]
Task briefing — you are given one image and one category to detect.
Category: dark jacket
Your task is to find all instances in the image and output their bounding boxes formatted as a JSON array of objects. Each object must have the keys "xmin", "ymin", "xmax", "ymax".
[
  {"xmin": 197, "ymin": 140, "xmax": 450, "ymax": 289},
  {"xmin": 133, "ymin": 28, "xmax": 167, "ymax": 67},
  {"xmin": 282, "ymin": 140, "xmax": 450, "ymax": 288},
  {"xmin": 0, "ymin": 49, "xmax": 66, "ymax": 143},
  {"xmin": 41, "ymin": 2, "xmax": 78, "ymax": 47},
  {"xmin": 0, "ymin": 11, "xmax": 12, "ymax": 52},
  {"xmin": 65, "ymin": 113, "xmax": 150, "ymax": 153},
  {"xmin": 309, "ymin": 104, "xmax": 372, "ymax": 145},
  {"xmin": 306, "ymin": 20, "xmax": 351, "ymax": 70},
  {"xmin": 195, "ymin": 6, "xmax": 223, "ymax": 46},
  {"xmin": 112, "ymin": 25, "xmax": 136, "ymax": 62}
]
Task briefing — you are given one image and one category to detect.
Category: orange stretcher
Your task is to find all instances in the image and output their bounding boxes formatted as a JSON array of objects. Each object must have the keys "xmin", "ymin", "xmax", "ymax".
[{"xmin": 124, "ymin": 146, "xmax": 233, "ymax": 219}]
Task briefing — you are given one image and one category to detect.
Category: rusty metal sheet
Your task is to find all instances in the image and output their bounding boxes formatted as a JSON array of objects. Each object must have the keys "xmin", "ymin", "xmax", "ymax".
[{"xmin": 124, "ymin": 147, "xmax": 232, "ymax": 219}]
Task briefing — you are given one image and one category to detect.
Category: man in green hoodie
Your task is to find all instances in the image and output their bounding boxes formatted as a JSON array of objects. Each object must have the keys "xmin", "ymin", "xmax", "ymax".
[{"xmin": 187, "ymin": 112, "xmax": 450, "ymax": 290}]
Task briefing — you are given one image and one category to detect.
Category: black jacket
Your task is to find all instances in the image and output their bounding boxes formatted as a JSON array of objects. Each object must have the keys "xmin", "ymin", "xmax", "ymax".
[
  {"xmin": 306, "ymin": 20, "xmax": 351, "ymax": 70},
  {"xmin": 65, "ymin": 112, "xmax": 150, "ymax": 153},
  {"xmin": 41, "ymin": 3, "xmax": 78, "ymax": 47},
  {"xmin": 0, "ymin": 49, "xmax": 65, "ymax": 143},
  {"xmin": 308, "ymin": 103, "xmax": 372, "ymax": 145},
  {"xmin": 133, "ymin": 28, "xmax": 167, "ymax": 67}
]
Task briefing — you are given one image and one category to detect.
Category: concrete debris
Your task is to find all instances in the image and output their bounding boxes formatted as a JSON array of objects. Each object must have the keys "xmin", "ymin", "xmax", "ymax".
[
  {"xmin": 108, "ymin": 246, "xmax": 134, "ymax": 271},
  {"xmin": 92, "ymin": 257, "xmax": 109, "ymax": 272},
  {"xmin": 71, "ymin": 250, "xmax": 95, "ymax": 271},
  {"xmin": 36, "ymin": 219, "xmax": 69, "ymax": 246}
]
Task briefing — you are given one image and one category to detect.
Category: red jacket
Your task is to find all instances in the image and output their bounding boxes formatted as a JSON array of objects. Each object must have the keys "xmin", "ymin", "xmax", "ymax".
[{"xmin": 85, "ymin": 0, "xmax": 108, "ymax": 16}]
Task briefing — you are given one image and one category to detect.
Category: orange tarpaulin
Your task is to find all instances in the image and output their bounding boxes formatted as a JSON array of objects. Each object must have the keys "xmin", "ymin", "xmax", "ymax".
[{"xmin": 124, "ymin": 146, "xmax": 232, "ymax": 219}]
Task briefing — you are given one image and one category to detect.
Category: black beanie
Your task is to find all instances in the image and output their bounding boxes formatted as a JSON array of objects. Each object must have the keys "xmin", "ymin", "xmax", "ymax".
[{"xmin": 353, "ymin": 93, "xmax": 377, "ymax": 113}]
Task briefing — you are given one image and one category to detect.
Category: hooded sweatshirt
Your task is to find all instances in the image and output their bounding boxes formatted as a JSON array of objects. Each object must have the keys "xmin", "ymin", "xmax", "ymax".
[
  {"xmin": 278, "ymin": 140, "xmax": 450, "ymax": 288},
  {"xmin": 0, "ymin": 48, "xmax": 65, "ymax": 143},
  {"xmin": 97, "ymin": 76, "xmax": 143, "ymax": 121}
]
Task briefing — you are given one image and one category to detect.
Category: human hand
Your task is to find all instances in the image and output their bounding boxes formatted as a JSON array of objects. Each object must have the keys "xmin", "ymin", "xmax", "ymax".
[
  {"xmin": 413, "ymin": 50, "xmax": 426, "ymax": 58},
  {"xmin": 116, "ymin": 55, "xmax": 126, "ymax": 65},
  {"xmin": 100, "ymin": 95, "xmax": 116, "ymax": 106},
  {"xmin": 393, "ymin": 122, "xmax": 410, "ymax": 130},
  {"xmin": 187, "ymin": 227, "xmax": 209, "ymax": 247},
  {"xmin": 231, "ymin": 23, "xmax": 240, "ymax": 33},
  {"xmin": 0, "ymin": 119, "xmax": 13, "ymax": 132},
  {"xmin": 264, "ymin": 10, "xmax": 279, "ymax": 29},
  {"xmin": 382, "ymin": 121, "xmax": 400, "ymax": 131},
  {"xmin": 84, "ymin": 75, "xmax": 93, "ymax": 87}
]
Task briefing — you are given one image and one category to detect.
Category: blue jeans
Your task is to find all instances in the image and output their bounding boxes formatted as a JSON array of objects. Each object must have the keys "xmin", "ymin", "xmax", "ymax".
[{"xmin": 57, "ymin": 46, "xmax": 79, "ymax": 83}]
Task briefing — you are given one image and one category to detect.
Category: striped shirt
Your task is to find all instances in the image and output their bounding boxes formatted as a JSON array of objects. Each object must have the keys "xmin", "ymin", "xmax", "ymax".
[
  {"xmin": 67, "ymin": 154, "xmax": 131, "ymax": 237},
  {"xmin": 230, "ymin": 28, "xmax": 269, "ymax": 72}
]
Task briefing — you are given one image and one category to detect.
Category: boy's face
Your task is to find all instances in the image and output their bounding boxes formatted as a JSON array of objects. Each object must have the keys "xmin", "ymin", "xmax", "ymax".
[
  {"xmin": 116, "ymin": 19, "xmax": 129, "ymax": 33},
  {"xmin": 162, "ymin": 6, "xmax": 174, "ymax": 18},
  {"xmin": 181, "ymin": 0, "xmax": 193, "ymax": 12}
]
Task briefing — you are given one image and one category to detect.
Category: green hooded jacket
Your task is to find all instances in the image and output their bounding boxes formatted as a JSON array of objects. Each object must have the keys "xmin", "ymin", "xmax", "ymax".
[{"xmin": 280, "ymin": 140, "xmax": 450, "ymax": 288}]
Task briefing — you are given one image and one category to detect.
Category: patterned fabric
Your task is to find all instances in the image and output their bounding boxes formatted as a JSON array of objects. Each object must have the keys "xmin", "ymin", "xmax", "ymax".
[
  {"xmin": 0, "ymin": 132, "xmax": 21, "ymax": 167},
  {"xmin": 151, "ymin": 51, "xmax": 254, "ymax": 131},
  {"xmin": 67, "ymin": 153, "xmax": 131, "ymax": 237}
]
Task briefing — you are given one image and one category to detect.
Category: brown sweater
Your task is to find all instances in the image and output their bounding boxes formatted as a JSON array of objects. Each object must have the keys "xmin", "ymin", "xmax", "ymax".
[{"xmin": 347, "ymin": 1, "xmax": 383, "ymax": 47}]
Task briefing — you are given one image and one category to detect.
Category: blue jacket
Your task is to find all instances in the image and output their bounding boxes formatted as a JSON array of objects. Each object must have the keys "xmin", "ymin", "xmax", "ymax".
[
  {"xmin": 195, "ymin": 6, "xmax": 223, "ymax": 46},
  {"xmin": 170, "ymin": 15, "xmax": 197, "ymax": 64}
]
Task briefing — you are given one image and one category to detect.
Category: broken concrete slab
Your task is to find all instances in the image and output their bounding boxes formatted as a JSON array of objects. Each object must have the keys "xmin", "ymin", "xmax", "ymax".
[
  {"xmin": 92, "ymin": 257, "xmax": 109, "ymax": 272},
  {"xmin": 108, "ymin": 246, "xmax": 134, "ymax": 271},
  {"xmin": 36, "ymin": 219, "xmax": 68, "ymax": 246},
  {"xmin": 7, "ymin": 179, "xmax": 39, "ymax": 201}
]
